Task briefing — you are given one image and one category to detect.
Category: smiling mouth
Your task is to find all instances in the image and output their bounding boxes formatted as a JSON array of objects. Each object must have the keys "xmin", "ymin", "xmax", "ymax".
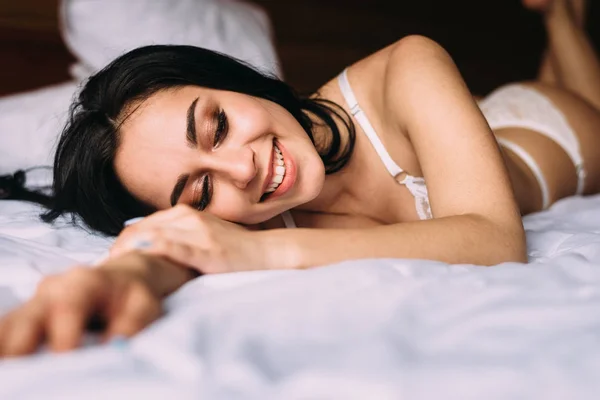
[{"xmin": 260, "ymin": 142, "xmax": 286, "ymax": 202}]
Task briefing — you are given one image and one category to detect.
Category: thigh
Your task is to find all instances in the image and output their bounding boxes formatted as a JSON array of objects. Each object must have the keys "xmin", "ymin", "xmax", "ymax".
[{"xmin": 495, "ymin": 126, "xmax": 574, "ymax": 214}]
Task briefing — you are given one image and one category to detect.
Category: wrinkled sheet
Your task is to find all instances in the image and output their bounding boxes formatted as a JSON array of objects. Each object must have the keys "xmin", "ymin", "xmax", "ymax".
[{"xmin": 0, "ymin": 196, "xmax": 600, "ymax": 399}]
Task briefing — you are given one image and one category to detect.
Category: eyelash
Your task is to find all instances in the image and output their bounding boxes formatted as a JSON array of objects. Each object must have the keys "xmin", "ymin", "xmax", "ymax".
[
  {"xmin": 213, "ymin": 109, "xmax": 228, "ymax": 148},
  {"xmin": 195, "ymin": 175, "xmax": 211, "ymax": 211},
  {"xmin": 194, "ymin": 109, "xmax": 228, "ymax": 211}
]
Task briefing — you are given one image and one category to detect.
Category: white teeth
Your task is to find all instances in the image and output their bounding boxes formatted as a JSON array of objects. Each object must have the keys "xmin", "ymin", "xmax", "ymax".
[{"xmin": 264, "ymin": 143, "xmax": 286, "ymax": 195}]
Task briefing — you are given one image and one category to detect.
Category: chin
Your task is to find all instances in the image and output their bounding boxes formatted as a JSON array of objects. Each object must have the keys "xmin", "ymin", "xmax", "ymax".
[{"xmin": 301, "ymin": 162, "xmax": 326, "ymax": 202}]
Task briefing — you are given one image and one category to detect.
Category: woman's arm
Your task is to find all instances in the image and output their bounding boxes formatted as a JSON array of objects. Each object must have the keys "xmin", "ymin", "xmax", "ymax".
[
  {"xmin": 100, "ymin": 251, "xmax": 197, "ymax": 297},
  {"xmin": 109, "ymin": 36, "xmax": 526, "ymax": 273},
  {"xmin": 0, "ymin": 252, "xmax": 197, "ymax": 357},
  {"xmin": 261, "ymin": 215, "xmax": 525, "ymax": 269},
  {"xmin": 261, "ymin": 36, "xmax": 527, "ymax": 268}
]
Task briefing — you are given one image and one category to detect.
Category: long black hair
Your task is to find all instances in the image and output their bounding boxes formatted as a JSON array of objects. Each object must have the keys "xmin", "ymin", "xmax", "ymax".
[{"xmin": 42, "ymin": 45, "xmax": 356, "ymax": 236}]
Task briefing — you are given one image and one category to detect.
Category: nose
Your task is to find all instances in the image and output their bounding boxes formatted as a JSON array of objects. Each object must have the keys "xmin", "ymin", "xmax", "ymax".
[{"xmin": 205, "ymin": 147, "xmax": 257, "ymax": 189}]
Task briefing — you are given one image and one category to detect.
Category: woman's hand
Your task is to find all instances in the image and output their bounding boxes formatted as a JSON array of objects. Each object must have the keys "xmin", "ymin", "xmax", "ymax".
[
  {"xmin": 110, "ymin": 205, "xmax": 284, "ymax": 274},
  {"xmin": 0, "ymin": 262, "xmax": 162, "ymax": 358}
]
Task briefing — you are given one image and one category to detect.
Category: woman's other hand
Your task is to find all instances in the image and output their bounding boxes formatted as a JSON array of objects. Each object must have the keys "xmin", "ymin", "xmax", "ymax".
[
  {"xmin": 0, "ymin": 261, "xmax": 162, "ymax": 358},
  {"xmin": 110, "ymin": 205, "xmax": 286, "ymax": 274}
]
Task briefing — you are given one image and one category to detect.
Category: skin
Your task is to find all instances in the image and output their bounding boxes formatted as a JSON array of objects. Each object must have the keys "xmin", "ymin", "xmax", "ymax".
[
  {"xmin": 2, "ymin": 0, "xmax": 600, "ymax": 357},
  {"xmin": 115, "ymin": 89, "xmax": 326, "ymax": 226}
]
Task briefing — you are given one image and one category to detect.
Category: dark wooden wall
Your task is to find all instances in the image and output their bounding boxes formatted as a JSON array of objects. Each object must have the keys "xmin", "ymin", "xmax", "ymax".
[
  {"xmin": 0, "ymin": 0, "xmax": 598, "ymax": 97},
  {"xmin": 254, "ymin": 0, "xmax": 599, "ymax": 95}
]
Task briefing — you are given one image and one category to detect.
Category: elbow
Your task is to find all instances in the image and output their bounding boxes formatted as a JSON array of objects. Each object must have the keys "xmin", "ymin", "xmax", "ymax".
[
  {"xmin": 490, "ymin": 225, "xmax": 528, "ymax": 265},
  {"xmin": 469, "ymin": 214, "xmax": 528, "ymax": 266},
  {"xmin": 498, "ymin": 240, "xmax": 528, "ymax": 265}
]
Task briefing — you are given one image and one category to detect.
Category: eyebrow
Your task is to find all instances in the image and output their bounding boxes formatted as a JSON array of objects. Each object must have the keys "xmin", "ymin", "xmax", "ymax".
[
  {"xmin": 170, "ymin": 173, "xmax": 189, "ymax": 207},
  {"xmin": 186, "ymin": 97, "xmax": 200, "ymax": 148},
  {"xmin": 170, "ymin": 97, "xmax": 201, "ymax": 206}
]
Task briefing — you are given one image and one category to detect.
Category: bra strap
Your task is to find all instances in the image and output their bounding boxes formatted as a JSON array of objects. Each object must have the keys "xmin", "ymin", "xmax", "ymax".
[
  {"xmin": 281, "ymin": 211, "xmax": 297, "ymax": 228},
  {"xmin": 337, "ymin": 69, "xmax": 404, "ymax": 178}
]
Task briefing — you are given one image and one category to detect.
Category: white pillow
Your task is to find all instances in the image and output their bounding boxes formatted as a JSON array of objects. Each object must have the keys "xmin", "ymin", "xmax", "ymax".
[
  {"xmin": 0, "ymin": 0, "xmax": 280, "ymax": 181},
  {"xmin": 59, "ymin": 0, "xmax": 281, "ymax": 80},
  {"xmin": 0, "ymin": 82, "xmax": 77, "ymax": 179}
]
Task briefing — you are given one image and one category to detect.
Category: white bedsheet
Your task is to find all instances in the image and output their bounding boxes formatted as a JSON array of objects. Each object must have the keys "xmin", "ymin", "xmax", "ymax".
[{"xmin": 0, "ymin": 196, "xmax": 600, "ymax": 399}]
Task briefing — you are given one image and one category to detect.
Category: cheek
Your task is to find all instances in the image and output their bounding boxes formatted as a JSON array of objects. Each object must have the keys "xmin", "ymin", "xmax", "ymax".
[
  {"xmin": 207, "ymin": 186, "xmax": 253, "ymax": 222},
  {"xmin": 207, "ymin": 187, "xmax": 284, "ymax": 225},
  {"xmin": 235, "ymin": 108, "xmax": 272, "ymax": 137}
]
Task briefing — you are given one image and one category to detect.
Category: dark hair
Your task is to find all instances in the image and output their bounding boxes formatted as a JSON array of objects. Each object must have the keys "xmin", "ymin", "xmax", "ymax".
[{"xmin": 42, "ymin": 45, "xmax": 356, "ymax": 236}]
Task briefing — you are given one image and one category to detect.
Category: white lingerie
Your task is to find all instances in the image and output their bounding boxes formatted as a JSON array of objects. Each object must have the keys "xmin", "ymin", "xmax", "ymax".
[
  {"xmin": 479, "ymin": 84, "xmax": 586, "ymax": 209},
  {"xmin": 281, "ymin": 72, "xmax": 586, "ymax": 228}
]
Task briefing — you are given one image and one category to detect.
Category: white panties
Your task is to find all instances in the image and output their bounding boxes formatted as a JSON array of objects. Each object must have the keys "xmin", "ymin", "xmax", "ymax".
[{"xmin": 479, "ymin": 84, "xmax": 586, "ymax": 209}]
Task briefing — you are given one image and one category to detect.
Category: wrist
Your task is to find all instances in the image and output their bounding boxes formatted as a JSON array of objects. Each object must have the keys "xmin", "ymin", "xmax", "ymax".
[
  {"xmin": 257, "ymin": 228, "xmax": 304, "ymax": 270},
  {"xmin": 99, "ymin": 251, "xmax": 195, "ymax": 297},
  {"xmin": 99, "ymin": 251, "xmax": 153, "ymax": 280}
]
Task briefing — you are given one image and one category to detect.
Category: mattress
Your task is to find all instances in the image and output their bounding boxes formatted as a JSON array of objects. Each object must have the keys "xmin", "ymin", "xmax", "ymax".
[{"xmin": 0, "ymin": 195, "xmax": 599, "ymax": 399}]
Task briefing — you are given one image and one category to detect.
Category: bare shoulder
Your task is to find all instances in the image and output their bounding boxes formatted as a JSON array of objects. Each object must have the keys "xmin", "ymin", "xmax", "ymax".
[
  {"xmin": 385, "ymin": 35, "xmax": 449, "ymax": 64},
  {"xmin": 314, "ymin": 35, "xmax": 452, "ymax": 117},
  {"xmin": 380, "ymin": 35, "xmax": 455, "ymax": 100}
]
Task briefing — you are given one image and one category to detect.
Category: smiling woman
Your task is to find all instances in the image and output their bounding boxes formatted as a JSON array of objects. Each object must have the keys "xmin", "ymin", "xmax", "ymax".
[
  {"xmin": 44, "ymin": 45, "xmax": 354, "ymax": 235},
  {"xmin": 3, "ymin": 0, "xmax": 600, "ymax": 358},
  {"xmin": 113, "ymin": 83, "xmax": 326, "ymax": 225}
]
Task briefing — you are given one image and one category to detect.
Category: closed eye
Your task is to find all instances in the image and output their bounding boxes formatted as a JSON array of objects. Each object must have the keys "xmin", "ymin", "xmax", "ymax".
[
  {"xmin": 191, "ymin": 109, "xmax": 227, "ymax": 210},
  {"xmin": 213, "ymin": 109, "xmax": 228, "ymax": 148},
  {"xmin": 191, "ymin": 175, "xmax": 212, "ymax": 211}
]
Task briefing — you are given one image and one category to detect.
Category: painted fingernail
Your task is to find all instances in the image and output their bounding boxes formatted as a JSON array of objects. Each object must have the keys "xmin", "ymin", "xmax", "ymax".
[
  {"xmin": 130, "ymin": 238, "xmax": 153, "ymax": 250},
  {"xmin": 109, "ymin": 336, "xmax": 128, "ymax": 349},
  {"xmin": 124, "ymin": 217, "xmax": 145, "ymax": 227}
]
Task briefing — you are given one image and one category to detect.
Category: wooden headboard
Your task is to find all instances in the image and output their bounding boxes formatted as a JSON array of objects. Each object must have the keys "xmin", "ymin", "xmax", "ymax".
[{"xmin": 1, "ymin": 0, "xmax": 598, "ymax": 97}]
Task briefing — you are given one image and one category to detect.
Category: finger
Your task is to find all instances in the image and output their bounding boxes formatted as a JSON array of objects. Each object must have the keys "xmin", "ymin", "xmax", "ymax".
[
  {"xmin": 119, "ymin": 206, "xmax": 206, "ymax": 240},
  {"xmin": 46, "ymin": 300, "xmax": 93, "ymax": 352},
  {"xmin": 0, "ymin": 311, "xmax": 10, "ymax": 351},
  {"xmin": 44, "ymin": 270, "xmax": 106, "ymax": 352},
  {"xmin": 111, "ymin": 226, "xmax": 181, "ymax": 259},
  {"xmin": 113, "ymin": 227, "xmax": 194, "ymax": 260},
  {"xmin": 105, "ymin": 282, "xmax": 162, "ymax": 340},
  {"xmin": 0, "ymin": 303, "xmax": 45, "ymax": 357},
  {"xmin": 138, "ymin": 233, "xmax": 213, "ymax": 273},
  {"xmin": 0, "ymin": 314, "xmax": 14, "ymax": 357},
  {"xmin": 111, "ymin": 208, "xmax": 206, "ymax": 257},
  {"xmin": 124, "ymin": 205, "xmax": 196, "ymax": 231}
]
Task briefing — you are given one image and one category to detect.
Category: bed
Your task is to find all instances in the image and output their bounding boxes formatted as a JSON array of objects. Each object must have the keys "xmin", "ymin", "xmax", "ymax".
[
  {"xmin": 2, "ymin": 1, "xmax": 600, "ymax": 399},
  {"xmin": 1, "ymin": 194, "xmax": 600, "ymax": 398}
]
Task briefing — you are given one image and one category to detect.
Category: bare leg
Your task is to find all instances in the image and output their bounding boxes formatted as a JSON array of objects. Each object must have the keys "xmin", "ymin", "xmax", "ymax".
[
  {"xmin": 525, "ymin": 0, "xmax": 587, "ymax": 84},
  {"xmin": 544, "ymin": 0, "xmax": 600, "ymax": 111},
  {"xmin": 538, "ymin": 51, "xmax": 557, "ymax": 85}
]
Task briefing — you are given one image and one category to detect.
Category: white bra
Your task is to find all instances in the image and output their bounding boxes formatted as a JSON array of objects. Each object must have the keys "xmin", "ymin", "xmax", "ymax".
[{"xmin": 281, "ymin": 68, "xmax": 433, "ymax": 228}]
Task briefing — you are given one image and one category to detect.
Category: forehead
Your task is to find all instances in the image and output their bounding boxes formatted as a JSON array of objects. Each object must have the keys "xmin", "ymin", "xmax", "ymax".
[
  {"xmin": 114, "ymin": 87, "xmax": 205, "ymax": 207},
  {"xmin": 126, "ymin": 86, "xmax": 203, "ymax": 123},
  {"xmin": 118, "ymin": 85, "xmax": 221, "ymax": 147}
]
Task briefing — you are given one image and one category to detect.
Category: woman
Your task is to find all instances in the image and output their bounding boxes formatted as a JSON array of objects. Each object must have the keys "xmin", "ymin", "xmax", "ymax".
[{"xmin": 1, "ymin": 0, "xmax": 599, "ymax": 356}]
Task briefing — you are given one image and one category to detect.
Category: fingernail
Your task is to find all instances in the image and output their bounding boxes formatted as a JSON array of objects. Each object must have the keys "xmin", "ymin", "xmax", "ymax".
[
  {"xmin": 109, "ymin": 336, "xmax": 128, "ymax": 349},
  {"xmin": 130, "ymin": 238, "xmax": 153, "ymax": 250},
  {"xmin": 124, "ymin": 217, "xmax": 145, "ymax": 227}
]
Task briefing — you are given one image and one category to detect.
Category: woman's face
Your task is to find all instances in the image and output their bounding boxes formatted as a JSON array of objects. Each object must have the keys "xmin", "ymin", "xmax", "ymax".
[{"xmin": 114, "ymin": 86, "xmax": 326, "ymax": 225}]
